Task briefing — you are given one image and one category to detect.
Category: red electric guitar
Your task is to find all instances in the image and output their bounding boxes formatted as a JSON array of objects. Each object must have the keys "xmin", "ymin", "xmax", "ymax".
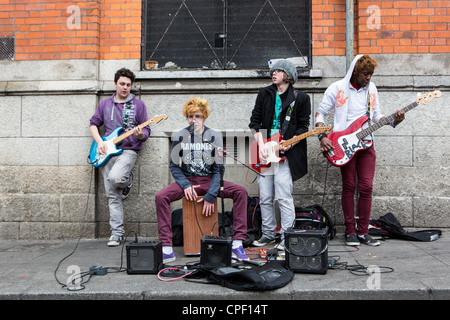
[
  {"xmin": 324, "ymin": 90, "xmax": 442, "ymax": 167},
  {"xmin": 250, "ymin": 126, "xmax": 332, "ymax": 173}
]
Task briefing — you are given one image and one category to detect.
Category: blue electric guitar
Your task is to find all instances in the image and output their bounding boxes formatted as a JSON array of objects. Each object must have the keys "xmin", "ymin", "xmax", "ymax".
[{"xmin": 89, "ymin": 114, "xmax": 168, "ymax": 167}]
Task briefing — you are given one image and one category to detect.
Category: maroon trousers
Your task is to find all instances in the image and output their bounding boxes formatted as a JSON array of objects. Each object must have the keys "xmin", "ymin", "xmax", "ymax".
[
  {"xmin": 340, "ymin": 146, "xmax": 376, "ymax": 236},
  {"xmin": 155, "ymin": 176, "xmax": 247, "ymax": 246}
]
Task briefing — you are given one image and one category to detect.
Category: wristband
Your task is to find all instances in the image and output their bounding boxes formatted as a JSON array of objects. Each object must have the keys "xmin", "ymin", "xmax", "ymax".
[
  {"xmin": 390, "ymin": 121, "xmax": 396, "ymax": 128},
  {"xmin": 318, "ymin": 133, "xmax": 327, "ymax": 141}
]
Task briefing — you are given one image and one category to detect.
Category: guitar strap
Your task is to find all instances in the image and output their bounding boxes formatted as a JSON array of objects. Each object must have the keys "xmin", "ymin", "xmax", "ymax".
[
  {"xmin": 366, "ymin": 89, "xmax": 374, "ymax": 141},
  {"xmin": 281, "ymin": 90, "xmax": 298, "ymax": 138},
  {"xmin": 122, "ymin": 101, "xmax": 134, "ymax": 130}
]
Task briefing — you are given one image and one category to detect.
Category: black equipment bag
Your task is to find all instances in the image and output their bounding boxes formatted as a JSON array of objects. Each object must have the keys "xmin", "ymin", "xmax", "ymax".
[
  {"xmin": 218, "ymin": 211, "xmax": 233, "ymax": 237},
  {"xmin": 215, "ymin": 196, "xmax": 262, "ymax": 245},
  {"xmin": 171, "ymin": 208, "xmax": 183, "ymax": 246},
  {"xmin": 243, "ymin": 196, "xmax": 262, "ymax": 247},
  {"xmin": 294, "ymin": 204, "xmax": 336, "ymax": 240},
  {"xmin": 198, "ymin": 260, "xmax": 294, "ymax": 291},
  {"xmin": 369, "ymin": 212, "xmax": 441, "ymax": 242}
]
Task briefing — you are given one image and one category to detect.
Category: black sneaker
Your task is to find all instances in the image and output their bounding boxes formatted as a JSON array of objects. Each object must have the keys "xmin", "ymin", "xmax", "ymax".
[
  {"xmin": 122, "ymin": 171, "xmax": 133, "ymax": 200},
  {"xmin": 252, "ymin": 236, "xmax": 275, "ymax": 247},
  {"xmin": 358, "ymin": 234, "xmax": 380, "ymax": 246},
  {"xmin": 345, "ymin": 234, "xmax": 360, "ymax": 246}
]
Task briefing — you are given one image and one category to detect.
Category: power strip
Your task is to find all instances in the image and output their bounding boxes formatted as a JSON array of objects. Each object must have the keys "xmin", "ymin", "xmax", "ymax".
[{"xmin": 89, "ymin": 266, "xmax": 108, "ymax": 275}]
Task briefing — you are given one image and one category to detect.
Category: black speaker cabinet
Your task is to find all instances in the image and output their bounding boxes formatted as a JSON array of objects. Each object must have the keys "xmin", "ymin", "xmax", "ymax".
[
  {"xmin": 126, "ymin": 241, "xmax": 163, "ymax": 274},
  {"xmin": 200, "ymin": 236, "xmax": 232, "ymax": 268},
  {"xmin": 285, "ymin": 227, "xmax": 328, "ymax": 274}
]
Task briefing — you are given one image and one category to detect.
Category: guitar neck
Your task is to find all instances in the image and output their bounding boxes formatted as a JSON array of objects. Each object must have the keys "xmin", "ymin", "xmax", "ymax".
[
  {"xmin": 112, "ymin": 119, "xmax": 152, "ymax": 145},
  {"xmin": 279, "ymin": 130, "xmax": 320, "ymax": 148},
  {"xmin": 357, "ymin": 101, "xmax": 418, "ymax": 139}
]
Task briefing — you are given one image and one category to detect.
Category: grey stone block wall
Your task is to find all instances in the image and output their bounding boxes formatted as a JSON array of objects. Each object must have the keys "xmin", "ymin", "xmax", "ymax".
[{"xmin": 0, "ymin": 54, "xmax": 448, "ymax": 239}]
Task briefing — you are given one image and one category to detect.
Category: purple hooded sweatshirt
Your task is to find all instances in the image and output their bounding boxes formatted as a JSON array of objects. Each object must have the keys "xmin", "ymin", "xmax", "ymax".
[{"xmin": 90, "ymin": 93, "xmax": 151, "ymax": 152}]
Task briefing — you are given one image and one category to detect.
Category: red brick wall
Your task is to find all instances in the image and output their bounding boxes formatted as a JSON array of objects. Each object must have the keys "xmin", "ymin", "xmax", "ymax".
[
  {"xmin": 99, "ymin": 0, "xmax": 141, "ymax": 60},
  {"xmin": 312, "ymin": 0, "xmax": 450, "ymax": 56},
  {"xmin": 357, "ymin": 0, "xmax": 450, "ymax": 54},
  {"xmin": 1, "ymin": 0, "xmax": 449, "ymax": 60},
  {"xmin": 312, "ymin": 0, "xmax": 347, "ymax": 56},
  {"xmin": 0, "ymin": 0, "xmax": 141, "ymax": 60}
]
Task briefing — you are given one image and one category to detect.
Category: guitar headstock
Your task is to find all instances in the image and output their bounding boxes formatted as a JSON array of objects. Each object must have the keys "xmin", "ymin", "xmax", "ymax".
[
  {"xmin": 314, "ymin": 125, "xmax": 332, "ymax": 133},
  {"xmin": 150, "ymin": 114, "xmax": 169, "ymax": 124},
  {"xmin": 417, "ymin": 90, "xmax": 442, "ymax": 105}
]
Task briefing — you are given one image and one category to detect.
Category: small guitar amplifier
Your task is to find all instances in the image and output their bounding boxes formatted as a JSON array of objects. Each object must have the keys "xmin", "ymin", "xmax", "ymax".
[
  {"xmin": 126, "ymin": 240, "xmax": 163, "ymax": 274},
  {"xmin": 200, "ymin": 236, "xmax": 232, "ymax": 268},
  {"xmin": 285, "ymin": 227, "xmax": 328, "ymax": 274}
]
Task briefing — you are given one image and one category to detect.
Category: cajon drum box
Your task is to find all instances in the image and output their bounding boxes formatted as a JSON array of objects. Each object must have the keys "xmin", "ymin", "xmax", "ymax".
[{"xmin": 182, "ymin": 197, "xmax": 218, "ymax": 255}]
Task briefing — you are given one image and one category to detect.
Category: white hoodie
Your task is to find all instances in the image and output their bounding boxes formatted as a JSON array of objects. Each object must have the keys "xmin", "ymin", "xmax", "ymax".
[{"xmin": 315, "ymin": 55, "xmax": 384, "ymax": 139}]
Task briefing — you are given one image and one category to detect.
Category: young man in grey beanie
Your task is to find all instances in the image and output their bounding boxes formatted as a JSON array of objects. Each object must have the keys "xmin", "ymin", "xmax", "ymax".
[{"xmin": 249, "ymin": 59, "xmax": 311, "ymax": 249}]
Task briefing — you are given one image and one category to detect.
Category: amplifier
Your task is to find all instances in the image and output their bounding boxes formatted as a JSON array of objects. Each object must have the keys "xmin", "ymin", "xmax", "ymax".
[
  {"xmin": 285, "ymin": 227, "xmax": 328, "ymax": 274},
  {"xmin": 126, "ymin": 241, "xmax": 163, "ymax": 274},
  {"xmin": 200, "ymin": 236, "xmax": 232, "ymax": 268}
]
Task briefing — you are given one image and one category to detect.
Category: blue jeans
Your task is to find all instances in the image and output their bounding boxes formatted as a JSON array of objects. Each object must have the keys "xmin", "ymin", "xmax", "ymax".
[
  {"xmin": 101, "ymin": 149, "xmax": 137, "ymax": 236},
  {"xmin": 257, "ymin": 159, "xmax": 295, "ymax": 240}
]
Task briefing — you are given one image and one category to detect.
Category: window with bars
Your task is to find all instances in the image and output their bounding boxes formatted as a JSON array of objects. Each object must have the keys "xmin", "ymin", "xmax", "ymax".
[
  {"xmin": 142, "ymin": 0, "xmax": 311, "ymax": 71},
  {"xmin": 0, "ymin": 37, "xmax": 14, "ymax": 60}
]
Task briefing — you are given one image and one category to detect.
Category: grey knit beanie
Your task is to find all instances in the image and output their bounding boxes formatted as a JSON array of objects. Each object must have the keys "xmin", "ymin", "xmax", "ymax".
[{"xmin": 269, "ymin": 59, "xmax": 298, "ymax": 84}]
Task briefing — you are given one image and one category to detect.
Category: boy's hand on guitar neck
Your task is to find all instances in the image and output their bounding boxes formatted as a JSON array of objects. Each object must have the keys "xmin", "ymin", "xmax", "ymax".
[
  {"xmin": 279, "ymin": 140, "xmax": 292, "ymax": 154},
  {"xmin": 391, "ymin": 109, "xmax": 405, "ymax": 126},
  {"xmin": 133, "ymin": 126, "xmax": 145, "ymax": 140}
]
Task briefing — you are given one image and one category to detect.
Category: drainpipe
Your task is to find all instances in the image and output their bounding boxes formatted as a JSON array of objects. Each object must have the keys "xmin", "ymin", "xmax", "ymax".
[{"xmin": 346, "ymin": 0, "xmax": 354, "ymax": 71}]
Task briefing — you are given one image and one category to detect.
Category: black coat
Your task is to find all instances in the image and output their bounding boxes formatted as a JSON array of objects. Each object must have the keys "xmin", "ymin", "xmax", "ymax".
[{"xmin": 249, "ymin": 83, "xmax": 311, "ymax": 181}]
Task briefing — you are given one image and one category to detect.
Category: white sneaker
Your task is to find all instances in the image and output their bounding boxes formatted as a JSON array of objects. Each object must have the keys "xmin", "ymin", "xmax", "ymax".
[
  {"xmin": 275, "ymin": 239, "xmax": 285, "ymax": 251},
  {"xmin": 107, "ymin": 235, "xmax": 123, "ymax": 247}
]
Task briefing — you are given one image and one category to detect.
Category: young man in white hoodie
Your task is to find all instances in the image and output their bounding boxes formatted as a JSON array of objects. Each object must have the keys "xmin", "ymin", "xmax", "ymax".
[{"xmin": 315, "ymin": 55, "xmax": 405, "ymax": 246}]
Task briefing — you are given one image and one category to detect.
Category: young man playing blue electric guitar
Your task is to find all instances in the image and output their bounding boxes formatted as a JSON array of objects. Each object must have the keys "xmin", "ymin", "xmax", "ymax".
[{"xmin": 89, "ymin": 68, "xmax": 151, "ymax": 246}]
